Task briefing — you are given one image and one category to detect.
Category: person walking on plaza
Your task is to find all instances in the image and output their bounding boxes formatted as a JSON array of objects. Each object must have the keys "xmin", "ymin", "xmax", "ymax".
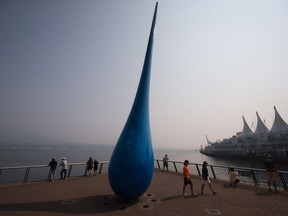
[
  {"xmin": 264, "ymin": 155, "xmax": 279, "ymax": 192},
  {"xmin": 60, "ymin": 157, "xmax": 68, "ymax": 180},
  {"xmin": 201, "ymin": 161, "xmax": 217, "ymax": 195},
  {"xmin": 162, "ymin": 154, "xmax": 169, "ymax": 172},
  {"xmin": 93, "ymin": 159, "xmax": 99, "ymax": 175},
  {"xmin": 228, "ymin": 167, "xmax": 240, "ymax": 188},
  {"xmin": 86, "ymin": 156, "xmax": 93, "ymax": 176},
  {"xmin": 182, "ymin": 160, "xmax": 196, "ymax": 196},
  {"xmin": 48, "ymin": 157, "xmax": 58, "ymax": 181}
]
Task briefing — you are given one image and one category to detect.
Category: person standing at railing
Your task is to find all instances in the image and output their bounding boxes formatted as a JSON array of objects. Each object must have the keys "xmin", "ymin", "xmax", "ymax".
[
  {"xmin": 93, "ymin": 159, "xmax": 99, "ymax": 175},
  {"xmin": 60, "ymin": 157, "xmax": 68, "ymax": 180},
  {"xmin": 200, "ymin": 161, "xmax": 217, "ymax": 195},
  {"xmin": 182, "ymin": 160, "xmax": 196, "ymax": 196},
  {"xmin": 48, "ymin": 157, "xmax": 58, "ymax": 181},
  {"xmin": 162, "ymin": 154, "xmax": 169, "ymax": 172},
  {"xmin": 264, "ymin": 155, "xmax": 279, "ymax": 193},
  {"xmin": 86, "ymin": 157, "xmax": 93, "ymax": 176}
]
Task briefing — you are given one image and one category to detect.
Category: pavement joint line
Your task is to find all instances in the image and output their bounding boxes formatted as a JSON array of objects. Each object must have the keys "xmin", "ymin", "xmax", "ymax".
[{"xmin": 205, "ymin": 209, "xmax": 222, "ymax": 215}]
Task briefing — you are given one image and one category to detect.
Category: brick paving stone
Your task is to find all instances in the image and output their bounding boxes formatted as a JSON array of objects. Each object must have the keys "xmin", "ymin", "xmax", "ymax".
[{"xmin": 0, "ymin": 170, "xmax": 287, "ymax": 216}]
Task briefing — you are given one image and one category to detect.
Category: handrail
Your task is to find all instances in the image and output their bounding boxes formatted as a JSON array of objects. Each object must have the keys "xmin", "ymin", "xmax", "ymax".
[
  {"xmin": 154, "ymin": 158, "xmax": 288, "ymax": 191},
  {"xmin": 0, "ymin": 165, "xmax": 48, "ymax": 170},
  {"xmin": 0, "ymin": 161, "xmax": 110, "ymax": 185},
  {"xmin": 1, "ymin": 159, "xmax": 288, "ymax": 191}
]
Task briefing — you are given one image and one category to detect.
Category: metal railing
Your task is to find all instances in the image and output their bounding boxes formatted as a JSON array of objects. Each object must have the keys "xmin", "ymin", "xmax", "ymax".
[
  {"xmin": 0, "ymin": 161, "xmax": 109, "ymax": 185},
  {"xmin": 154, "ymin": 159, "xmax": 288, "ymax": 191},
  {"xmin": 1, "ymin": 159, "xmax": 288, "ymax": 192}
]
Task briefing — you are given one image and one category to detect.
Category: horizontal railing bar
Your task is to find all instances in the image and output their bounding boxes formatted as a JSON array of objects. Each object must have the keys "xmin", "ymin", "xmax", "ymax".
[
  {"xmin": 0, "ymin": 161, "xmax": 110, "ymax": 184},
  {"xmin": 0, "ymin": 165, "xmax": 49, "ymax": 170},
  {"xmin": 1, "ymin": 159, "xmax": 287, "ymax": 191},
  {"xmin": 0, "ymin": 161, "xmax": 110, "ymax": 171},
  {"xmin": 154, "ymin": 158, "xmax": 288, "ymax": 191},
  {"xmin": 153, "ymin": 158, "xmax": 288, "ymax": 174}
]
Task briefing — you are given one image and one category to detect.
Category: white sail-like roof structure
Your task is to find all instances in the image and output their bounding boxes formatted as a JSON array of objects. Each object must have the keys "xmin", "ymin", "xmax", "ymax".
[
  {"xmin": 270, "ymin": 106, "xmax": 288, "ymax": 133},
  {"xmin": 239, "ymin": 116, "xmax": 253, "ymax": 137},
  {"xmin": 254, "ymin": 112, "xmax": 269, "ymax": 135}
]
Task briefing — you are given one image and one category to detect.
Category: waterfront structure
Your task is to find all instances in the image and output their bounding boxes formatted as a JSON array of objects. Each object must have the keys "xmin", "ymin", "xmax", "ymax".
[
  {"xmin": 108, "ymin": 3, "xmax": 158, "ymax": 200},
  {"xmin": 1, "ymin": 170, "xmax": 288, "ymax": 216},
  {"xmin": 201, "ymin": 106, "xmax": 288, "ymax": 161}
]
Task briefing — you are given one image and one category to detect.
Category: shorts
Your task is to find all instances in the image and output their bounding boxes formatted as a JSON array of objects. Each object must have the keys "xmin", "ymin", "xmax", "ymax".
[
  {"xmin": 202, "ymin": 177, "xmax": 211, "ymax": 184},
  {"xmin": 163, "ymin": 162, "xmax": 168, "ymax": 167},
  {"xmin": 266, "ymin": 171, "xmax": 276, "ymax": 182},
  {"xmin": 184, "ymin": 178, "xmax": 192, "ymax": 185}
]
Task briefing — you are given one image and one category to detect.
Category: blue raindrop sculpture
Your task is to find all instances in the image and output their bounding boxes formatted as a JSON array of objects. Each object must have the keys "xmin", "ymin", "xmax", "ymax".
[{"xmin": 108, "ymin": 2, "xmax": 158, "ymax": 200}]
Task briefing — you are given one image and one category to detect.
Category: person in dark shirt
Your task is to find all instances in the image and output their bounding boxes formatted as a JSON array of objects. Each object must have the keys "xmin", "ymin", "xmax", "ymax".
[
  {"xmin": 264, "ymin": 155, "xmax": 279, "ymax": 192},
  {"xmin": 48, "ymin": 157, "xmax": 58, "ymax": 181},
  {"xmin": 162, "ymin": 154, "xmax": 169, "ymax": 172},
  {"xmin": 86, "ymin": 157, "xmax": 93, "ymax": 176},
  {"xmin": 200, "ymin": 161, "xmax": 217, "ymax": 195},
  {"xmin": 93, "ymin": 159, "xmax": 99, "ymax": 175}
]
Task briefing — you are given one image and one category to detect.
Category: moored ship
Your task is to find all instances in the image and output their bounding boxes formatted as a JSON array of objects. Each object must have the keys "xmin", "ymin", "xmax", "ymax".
[{"xmin": 200, "ymin": 106, "xmax": 288, "ymax": 162}]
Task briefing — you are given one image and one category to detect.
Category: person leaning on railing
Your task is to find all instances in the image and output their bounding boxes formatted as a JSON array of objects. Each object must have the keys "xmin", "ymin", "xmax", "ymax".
[
  {"xmin": 48, "ymin": 157, "xmax": 58, "ymax": 181},
  {"xmin": 60, "ymin": 157, "xmax": 68, "ymax": 180}
]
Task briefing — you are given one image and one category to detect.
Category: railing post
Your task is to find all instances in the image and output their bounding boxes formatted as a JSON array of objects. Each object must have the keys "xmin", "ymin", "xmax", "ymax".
[
  {"xmin": 278, "ymin": 172, "xmax": 288, "ymax": 191},
  {"xmin": 173, "ymin": 162, "xmax": 178, "ymax": 172},
  {"xmin": 196, "ymin": 164, "xmax": 201, "ymax": 176},
  {"xmin": 47, "ymin": 168, "xmax": 52, "ymax": 180},
  {"xmin": 210, "ymin": 166, "xmax": 216, "ymax": 179},
  {"xmin": 156, "ymin": 160, "xmax": 160, "ymax": 169},
  {"xmin": 67, "ymin": 165, "xmax": 73, "ymax": 178},
  {"xmin": 99, "ymin": 163, "xmax": 103, "ymax": 174},
  {"xmin": 84, "ymin": 165, "xmax": 88, "ymax": 176},
  {"xmin": 250, "ymin": 170, "xmax": 258, "ymax": 187},
  {"xmin": 23, "ymin": 167, "xmax": 30, "ymax": 183}
]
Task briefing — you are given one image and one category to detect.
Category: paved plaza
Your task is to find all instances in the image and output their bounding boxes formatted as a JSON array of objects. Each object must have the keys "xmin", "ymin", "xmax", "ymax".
[{"xmin": 0, "ymin": 170, "xmax": 287, "ymax": 216}]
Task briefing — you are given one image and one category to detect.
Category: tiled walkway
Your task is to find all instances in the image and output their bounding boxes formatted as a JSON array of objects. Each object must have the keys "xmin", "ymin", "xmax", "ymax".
[{"xmin": 0, "ymin": 170, "xmax": 287, "ymax": 216}]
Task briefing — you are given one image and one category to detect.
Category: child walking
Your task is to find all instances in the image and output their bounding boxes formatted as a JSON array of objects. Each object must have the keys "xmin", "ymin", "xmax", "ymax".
[
  {"xmin": 182, "ymin": 160, "xmax": 196, "ymax": 196},
  {"xmin": 201, "ymin": 161, "xmax": 217, "ymax": 195}
]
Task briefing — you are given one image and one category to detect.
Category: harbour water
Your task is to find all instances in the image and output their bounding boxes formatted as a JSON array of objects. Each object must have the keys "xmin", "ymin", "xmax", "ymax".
[
  {"xmin": 1, "ymin": 143, "xmax": 288, "ymax": 187},
  {"xmin": 1, "ymin": 143, "xmax": 288, "ymax": 170}
]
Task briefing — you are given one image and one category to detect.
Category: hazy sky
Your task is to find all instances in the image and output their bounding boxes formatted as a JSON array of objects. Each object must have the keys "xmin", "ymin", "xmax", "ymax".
[{"xmin": 1, "ymin": 0, "xmax": 288, "ymax": 149}]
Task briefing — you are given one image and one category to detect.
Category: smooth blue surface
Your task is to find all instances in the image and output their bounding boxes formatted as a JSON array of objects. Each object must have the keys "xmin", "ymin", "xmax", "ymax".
[{"xmin": 108, "ymin": 3, "xmax": 158, "ymax": 200}]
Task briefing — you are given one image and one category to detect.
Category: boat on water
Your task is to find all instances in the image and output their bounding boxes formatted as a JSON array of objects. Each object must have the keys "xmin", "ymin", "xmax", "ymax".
[{"xmin": 200, "ymin": 106, "xmax": 288, "ymax": 162}]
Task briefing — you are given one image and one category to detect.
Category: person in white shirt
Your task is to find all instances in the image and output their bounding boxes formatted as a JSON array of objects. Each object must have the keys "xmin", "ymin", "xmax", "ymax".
[
  {"xmin": 228, "ymin": 167, "xmax": 240, "ymax": 188},
  {"xmin": 60, "ymin": 157, "xmax": 68, "ymax": 180}
]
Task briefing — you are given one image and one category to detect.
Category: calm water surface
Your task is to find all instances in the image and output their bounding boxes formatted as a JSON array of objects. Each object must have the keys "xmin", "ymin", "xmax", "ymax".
[{"xmin": 1, "ymin": 143, "xmax": 287, "ymax": 171}]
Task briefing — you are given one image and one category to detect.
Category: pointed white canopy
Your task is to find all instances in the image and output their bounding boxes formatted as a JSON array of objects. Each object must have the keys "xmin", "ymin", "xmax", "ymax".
[
  {"xmin": 239, "ymin": 116, "xmax": 253, "ymax": 137},
  {"xmin": 254, "ymin": 112, "xmax": 269, "ymax": 135},
  {"xmin": 270, "ymin": 106, "xmax": 288, "ymax": 133}
]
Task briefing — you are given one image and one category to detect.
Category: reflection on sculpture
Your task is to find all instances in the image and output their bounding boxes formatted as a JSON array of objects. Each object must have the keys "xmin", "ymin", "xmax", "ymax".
[{"xmin": 108, "ymin": 3, "xmax": 158, "ymax": 200}]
